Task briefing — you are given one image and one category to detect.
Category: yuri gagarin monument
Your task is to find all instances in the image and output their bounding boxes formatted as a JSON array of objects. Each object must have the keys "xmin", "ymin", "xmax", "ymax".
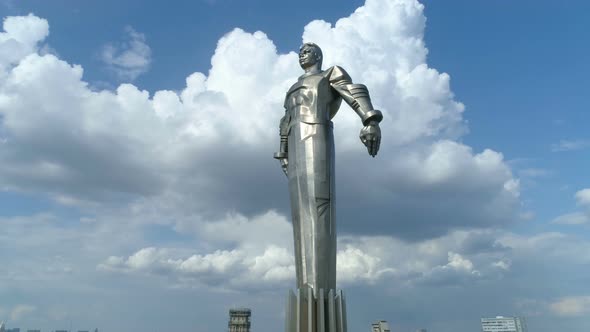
[{"xmin": 274, "ymin": 43, "xmax": 383, "ymax": 332}]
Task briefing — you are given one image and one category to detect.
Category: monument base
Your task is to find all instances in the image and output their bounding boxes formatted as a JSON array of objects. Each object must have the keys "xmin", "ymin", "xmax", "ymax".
[{"xmin": 285, "ymin": 288, "xmax": 347, "ymax": 332}]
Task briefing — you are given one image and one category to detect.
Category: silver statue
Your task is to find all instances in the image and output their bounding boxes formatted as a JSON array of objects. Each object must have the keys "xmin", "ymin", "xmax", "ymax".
[{"xmin": 275, "ymin": 42, "xmax": 382, "ymax": 292}]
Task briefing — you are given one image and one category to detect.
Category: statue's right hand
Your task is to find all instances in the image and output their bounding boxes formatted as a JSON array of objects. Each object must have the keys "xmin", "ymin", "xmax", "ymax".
[
  {"xmin": 280, "ymin": 158, "xmax": 289, "ymax": 176},
  {"xmin": 360, "ymin": 121, "xmax": 381, "ymax": 157}
]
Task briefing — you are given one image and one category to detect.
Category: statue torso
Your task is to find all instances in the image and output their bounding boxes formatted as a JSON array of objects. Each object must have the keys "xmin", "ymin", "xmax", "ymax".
[{"xmin": 285, "ymin": 70, "xmax": 340, "ymax": 124}]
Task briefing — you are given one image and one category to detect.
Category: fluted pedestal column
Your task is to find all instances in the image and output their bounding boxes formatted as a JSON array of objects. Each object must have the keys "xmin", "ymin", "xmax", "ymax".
[{"xmin": 285, "ymin": 288, "xmax": 347, "ymax": 332}]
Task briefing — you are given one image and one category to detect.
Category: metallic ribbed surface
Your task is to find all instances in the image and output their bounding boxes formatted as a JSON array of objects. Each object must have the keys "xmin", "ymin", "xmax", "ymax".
[{"xmin": 285, "ymin": 288, "xmax": 347, "ymax": 332}]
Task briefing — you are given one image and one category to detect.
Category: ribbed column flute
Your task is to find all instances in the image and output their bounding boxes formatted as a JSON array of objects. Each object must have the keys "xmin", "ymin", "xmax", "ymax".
[{"xmin": 285, "ymin": 288, "xmax": 347, "ymax": 332}]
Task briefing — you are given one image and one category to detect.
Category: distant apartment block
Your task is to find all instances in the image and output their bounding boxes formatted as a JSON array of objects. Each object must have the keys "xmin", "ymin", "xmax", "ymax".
[
  {"xmin": 228, "ymin": 308, "xmax": 251, "ymax": 332},
  {"xmin": 6, "ymin": 328, "xmax": 21, "ymax": 332},
  {"xmin": 27, "ymin": 330, "xmax": 40, "ymax": 332},
  {"xmin": 481, "ymin": 316, "xmax": 527, "ymax": 332},
  {"xmin": 416, "ymin": 329, "xmax": 427, "ymax": 332},
  {"xmin": 371, "ymin": 320, "xmax": 390, "ymax": 332}
]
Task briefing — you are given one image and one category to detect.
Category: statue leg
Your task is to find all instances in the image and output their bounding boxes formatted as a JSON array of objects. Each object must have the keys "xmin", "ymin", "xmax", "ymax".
[{"xmin": 288, "ymin": 122, "xmax": 336, "ymax": 291}]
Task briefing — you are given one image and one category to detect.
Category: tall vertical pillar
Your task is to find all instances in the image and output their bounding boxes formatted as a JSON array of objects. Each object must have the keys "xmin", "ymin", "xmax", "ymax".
[{"xmin": 285, "ymin": 288, "xmax": 347, "ymax": 332}]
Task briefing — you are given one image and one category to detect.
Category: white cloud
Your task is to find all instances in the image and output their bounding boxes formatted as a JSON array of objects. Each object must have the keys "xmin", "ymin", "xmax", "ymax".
[
  {"xmin": 98, "ymin": 245, "xmax": 295, "ymax": 289},
  {"xmin": 552, "ymin": 212, "xmax": 589, "ymax": 225},
  {"xmin": 492, "ymin": 259, "xmax": 511, "ymax": 270},
  {"xmin": 337, "ymin": 245, "xmax": 393, "ymax": 284},
  {"xmin": 0, "ymin": 11, "xmax": 528, "ymax": 331},
  {"xmin": 575, "ymin": 188, "xmax": 590, "ymax": 207},
  {"xmin": 301, "ymin": 0, "xmax": 466, "ymax": 146},
  {"xmin": 98, "ymin": 226, "xmax": 516, "ymax": 290},
  {"xmin": 0, "ymin": 14, "xmax": 48, "ymax": 69},
  {"xmin": 446, "ymin": 252, "xmax": 475, "ymax": 271},
  {"xmin": 387, "ymin": 141, "xmax": 516, "ymax": 193},
  {"xmin": 4, "ymin": 209, "xmax": 590, "ymax": 331},
  {"xmin": 101, "ymin": 26, "xmax": 151, "ymax": 81},
  {"xmin": 551, "ymin": 139, "xmax": 590, "ymax": 152},
  {"xmin": 187, "ymin": 210, "xmax": 293, "ymax": 250},
  {"xmin": 550, "ymin": 189, "xmax": 590, "ymax": 225},
  {"xmin": 0, "ymin": 6, "xmax": 525, "ymax": 325},
  {"xmin": 95, "ymin": 211, "xmax": 295, "ymax": 288},
  {"xmin": 550, "ymin": 296, "xmax": 590, "ymax": 316},
  {"xmin": 10, "ymin": 304, "xmax": 36, "ymax": 321},
  {"xmin": 0, "ymin": 3, "xmax": 587, "ymax": 332},
  {"xmin": 0, "ymin": 4, "xmax": 520, "ymax": 240}
]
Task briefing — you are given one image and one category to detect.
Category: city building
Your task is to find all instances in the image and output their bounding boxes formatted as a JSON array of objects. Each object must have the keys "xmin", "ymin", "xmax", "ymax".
[
  {"xmin": 228, "ymin": 308, "xmax": 251, "ymax": 332},
  {"xmin": 6, "ymin": 328, "xmax": 20, "ymax": 332},
  {"xmin": 481, "ymin": 316, "xmax": 527, "ymax": 332},
  {"xmin": 416, "ymin": 329, "xmax": 427, "ymax": 332},
  {"xmin": 0, "ymin": 322, "xmax": 5, "ymax": 332},
  {"xmin": 27, "ymin": 330, "xmax": 41, "ymax": 332},
  {"xmin": 371, "ymin": 320, "xmax": 390, "ymax": 332}
]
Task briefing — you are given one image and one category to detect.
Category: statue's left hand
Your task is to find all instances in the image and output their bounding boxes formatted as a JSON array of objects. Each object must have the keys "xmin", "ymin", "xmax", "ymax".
[
  {"xmin": 360, "ymin": 121, "xmax": 381, "ymax": 157},
  {"xmin": 280, "ymin": 158, "xmax": 289, "ymax": 176}
]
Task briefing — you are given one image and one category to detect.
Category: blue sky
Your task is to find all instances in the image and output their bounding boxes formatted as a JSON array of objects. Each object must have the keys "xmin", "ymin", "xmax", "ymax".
[
  {"xmin": 0, "ymin": 1, "xmax": 589, "ymax": 332},
  {"xmin": 422, "ymin": 1, "xmax": 590, "ymax": 232}
]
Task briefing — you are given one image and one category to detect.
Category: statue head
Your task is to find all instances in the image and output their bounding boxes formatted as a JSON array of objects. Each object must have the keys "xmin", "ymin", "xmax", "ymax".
[{"xmin": 299, "ymin": 43, "xmax": 323, "ymax": 70}]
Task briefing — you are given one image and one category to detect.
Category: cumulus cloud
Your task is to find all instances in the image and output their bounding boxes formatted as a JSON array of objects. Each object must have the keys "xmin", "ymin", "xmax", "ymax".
[
  {"xmin": 99, "ymin": 226, "xmax": 515, "ymax": 290},
  {"xmin": 0, "ymin": 14, "xmax": 48, "ymax": 74},
  {"xmin": 101, "ymin": 26, "xmax": 151, "ymax": 80},
  {"xmin": 551, "ymin": 189, "xmax": 590, "ymax": 225},
  {"xmin": 98, "ymin": 245, "xmax": 295, "ymax": 289},
  {"xmin": 4, "ymin": 209, "xmax": 590, "ymax": 331},
  {"xmin": 337, "ymin": 245, "xmax": 394, "ymax": 284},
  {"xmin": 0, "ymin": 0, "xmax": 519, "ymax": 242},
  {"xmin": 0, "ymin": 3, "xmax": 589, "ymax": 332},
  {"xmin": 301, "ymin": 1, "xmax": 466, "ymax": 145},
  {"xmin": 184, "ymin": 210, "xmax": 294, "ymax": 250},
  {"xmin": 575, "ymin": 188, "xmax": 590, "ymax": 206},
  {"xmin": 416, "ymin": 252, "xmax": 481, "ymax": 286},
  {"xmin": 550, "ymin": 296, "xmax": 590, "ymax": 316}
]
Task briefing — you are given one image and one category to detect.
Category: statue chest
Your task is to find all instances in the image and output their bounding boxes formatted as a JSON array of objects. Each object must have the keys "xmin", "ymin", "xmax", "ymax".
[{"xmin": 285, "ymin": 74, "xmax": 335, "ymax": 124}]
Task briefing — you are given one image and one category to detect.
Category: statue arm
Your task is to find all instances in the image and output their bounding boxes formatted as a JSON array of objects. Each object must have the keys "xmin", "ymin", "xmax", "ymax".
[
  {"xmin": 273, "ymin": 108, "xmax": 290, "ymax": 175},
  {"xmin": 329, "ymin": 66, "xmax": 383, "ymax": 125},
  {"xmin": 329, "ymin": 66, "xmax": 383, "ymax": 157}
]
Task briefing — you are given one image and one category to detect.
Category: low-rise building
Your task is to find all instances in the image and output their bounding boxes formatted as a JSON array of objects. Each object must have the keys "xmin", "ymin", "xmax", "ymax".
[
  {"xmin": 371, "ymin": 320, "xmax": 390, "ymax": 332},
  {"xmin": 481, "ymin": 316, "xmax": 527, "ymax": 332}
]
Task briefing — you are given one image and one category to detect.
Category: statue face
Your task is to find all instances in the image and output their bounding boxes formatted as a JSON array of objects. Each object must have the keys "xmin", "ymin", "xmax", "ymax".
[{"xmin": 299, "ymin": 45, "xmax": 320, "ymax": 69}]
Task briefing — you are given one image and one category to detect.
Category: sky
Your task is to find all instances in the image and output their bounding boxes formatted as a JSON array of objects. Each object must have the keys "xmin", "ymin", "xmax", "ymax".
[{"xmin": 0, "ymin": 1, "xmax": 589, "ymax": 332}]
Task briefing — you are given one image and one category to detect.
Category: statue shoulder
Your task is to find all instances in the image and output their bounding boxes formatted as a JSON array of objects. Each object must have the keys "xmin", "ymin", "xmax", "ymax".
[{"xmin": 325, "ymin": 65, "xmax": 352, "ymax": 85}]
